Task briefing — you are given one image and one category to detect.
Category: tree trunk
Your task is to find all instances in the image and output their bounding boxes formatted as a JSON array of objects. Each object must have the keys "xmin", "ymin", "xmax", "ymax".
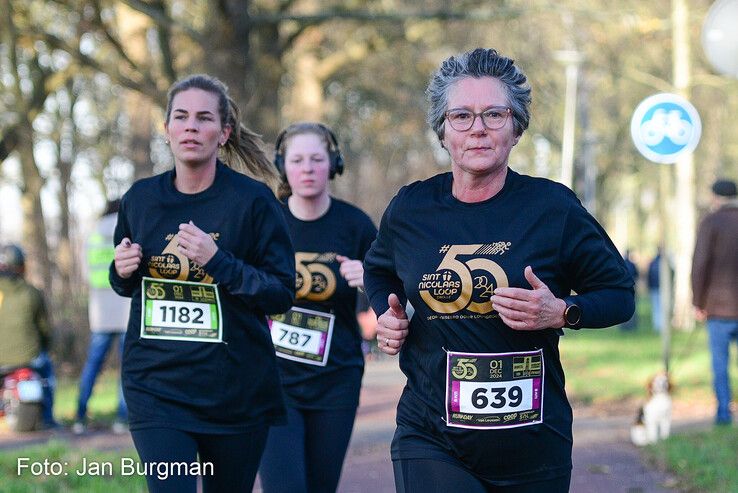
[
  {"xmin": 671, "ymin": 0, "xmax": 696, "ymax": 330},
  {"xmin": 16, "ymin": 121, "xmax": 52, "ymax": 290}
]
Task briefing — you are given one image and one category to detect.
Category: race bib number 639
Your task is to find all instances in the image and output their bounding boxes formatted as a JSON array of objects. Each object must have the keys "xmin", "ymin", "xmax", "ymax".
[{"xmin": 446, "ymin": 349, "xmax": 544, "ymax": 429}]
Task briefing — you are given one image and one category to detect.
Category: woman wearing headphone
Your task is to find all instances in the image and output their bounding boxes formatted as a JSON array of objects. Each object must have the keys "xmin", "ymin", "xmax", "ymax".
[{"xmin": 258, "ymin": 122, "xmax": 377, "ymax": 493}]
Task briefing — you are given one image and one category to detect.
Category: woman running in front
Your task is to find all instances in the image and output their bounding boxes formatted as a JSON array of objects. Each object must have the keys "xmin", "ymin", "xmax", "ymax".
[{"xmin": 111, "ymin": 74, "xmax": 295, "ymax": 493}]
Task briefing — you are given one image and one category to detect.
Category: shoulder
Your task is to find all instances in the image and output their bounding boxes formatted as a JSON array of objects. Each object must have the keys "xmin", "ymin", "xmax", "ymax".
[
  {"xmin": 512, "ymin": 172, "xmax": 577, "ymax": 201},
  {"xmin": 124, "ymin": 172, "xmax": 168, "ymax": 195},
  {"xmin": 221, "ymin": 166, "xmax": 274, "ymax": 196},
  {"xmin": 120, "ymin": 172, "xmax": 170, "ymax": 209},
  {"xmin": 509, "ymin": 171, "xmax": 581, "ymax": 216},
  {"xmin": 390, "ymin": 172, "xmax": 448, "ymax": 208},
  {"xmin": 330, "ymin": 198, "xmax": 375, "ymax": 227},
  {"xmin": 17, "ymin": 280, "xmax": 44, "ymax": 303},
  {"xmin": 218, "ymin": 167, "xmax": 281, "ymax": 211}
]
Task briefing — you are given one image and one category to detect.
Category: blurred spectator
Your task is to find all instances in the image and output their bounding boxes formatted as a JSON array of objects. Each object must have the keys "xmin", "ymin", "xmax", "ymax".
[
  {"xmin": 0, "ymin": 244, "xmax": 57, "ymax": 428},
  {"xmin": 73, "ymin": 200, "xmax": 130, "ymax": 435},
  {"xmin": 691, "ymin": 178, "xmax": 738, "ymax": 426},
  {"xmin": 648, "ymin": 251, "xmax": 663, "ymax": 332}
]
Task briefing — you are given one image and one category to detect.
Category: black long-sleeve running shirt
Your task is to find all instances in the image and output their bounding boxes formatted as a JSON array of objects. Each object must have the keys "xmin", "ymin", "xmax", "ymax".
[
  {"xmin": 110, "ymin": 161, "xmax": 295, "ymax": 433},
  {"xmin": 364, "ymin": 169, "xmax": 634, "ymax": 484},
  {"xmin": 275, "ymin": 198, "xmax": 377, "ymax": 410}
]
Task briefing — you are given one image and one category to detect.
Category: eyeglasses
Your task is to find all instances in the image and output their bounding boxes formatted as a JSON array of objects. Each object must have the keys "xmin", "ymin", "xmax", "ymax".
[{"xmin": 444, "ymin": 106, "xmax": 512, "ymax": 131}]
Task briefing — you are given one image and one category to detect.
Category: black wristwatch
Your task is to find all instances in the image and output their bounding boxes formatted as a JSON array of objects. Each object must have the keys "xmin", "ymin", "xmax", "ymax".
[{"xmin": 563, "ymin": 299, "xmax": 582, "ymax": 329}]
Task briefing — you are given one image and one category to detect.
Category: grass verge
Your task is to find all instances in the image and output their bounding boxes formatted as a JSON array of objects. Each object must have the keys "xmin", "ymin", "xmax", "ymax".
[
  {"xmin": 644, "ymin": 426, "xmax": 738, "ymax": 493},
  {"xmin": 0, "ymin": 440, "xmax": 146, "ymax": 492}
]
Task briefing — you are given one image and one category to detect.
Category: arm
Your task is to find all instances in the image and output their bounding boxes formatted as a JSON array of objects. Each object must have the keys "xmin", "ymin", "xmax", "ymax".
[
  {"xmin": 34, "ymin": 289, "xmax": 52, "ymax": 352},
  {"xmin": 492, "ymin": 200, "xmax": 634, "ymax": 330},
  {"xmin": 691, "ymin": 217, "xmax": 712, "ymax": 311},
  {"xmin": 558, "ymin": 201, "xmax": 635, "ymax": 328},
  {"xmin": 203, "ymin": 195, "xmax": 295, "ymax": 315},
  {"xmin": 336, "ymin": 213, "xmax": 378, "ymax": 289},
  {"xmin": 109, "ymin": 196, "xmax": 141, "ymax": 298},
  {"xmin": 363, "ymin": 196, "xmax": 406, "ymax": 315},
  {"xmin": 363, "ymin": 195, "xmax": 409, "ymax": 354}
]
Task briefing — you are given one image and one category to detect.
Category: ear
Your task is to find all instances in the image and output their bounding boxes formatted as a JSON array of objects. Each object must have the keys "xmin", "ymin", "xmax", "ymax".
[
  {"xmin": 221, "ymin": 124, "xmax": 232, "ymax": 145},
  {"xmin": 513, "ymin": 133, "xmax": 521, "ymax": 146}
]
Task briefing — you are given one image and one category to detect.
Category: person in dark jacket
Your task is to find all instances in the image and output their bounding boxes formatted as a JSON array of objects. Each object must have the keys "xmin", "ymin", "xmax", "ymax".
[
  {"xmin": 363, "ymin": 48, "xmax": 634, "ymax": 493},
  {"xmin": 111, "ymin": 74, "xmax": 295, "ymax": 492},
  {"xmin": 691, "ymin": 178, "xmax": 738, "ymax": 425}
]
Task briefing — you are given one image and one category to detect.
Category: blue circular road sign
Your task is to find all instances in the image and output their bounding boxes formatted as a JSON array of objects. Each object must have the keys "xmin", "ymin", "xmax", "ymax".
[{"xmin": 630, "ymin": 93, "xmax": 702, "ymax": 164}]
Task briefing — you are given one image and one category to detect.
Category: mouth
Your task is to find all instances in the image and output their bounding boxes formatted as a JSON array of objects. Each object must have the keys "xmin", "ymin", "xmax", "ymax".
[{"xmin": 180, "ymin": 139, "xmax": 201, "ymax": 147}]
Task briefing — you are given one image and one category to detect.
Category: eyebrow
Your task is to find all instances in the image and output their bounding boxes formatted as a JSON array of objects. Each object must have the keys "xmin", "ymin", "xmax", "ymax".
[
  {"xmin": 448, "ymin": 105, "xmax": 508, "ymax": 111},
  {"xmin": 172, "ymin": 109, "xmax": 216, "ymax": 116}
]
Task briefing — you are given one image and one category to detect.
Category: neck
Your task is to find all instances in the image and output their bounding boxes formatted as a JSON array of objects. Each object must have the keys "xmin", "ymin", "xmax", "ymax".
[
  {"xmin": 288, "ymin": 193, "xmax": 331, "ymax": 220},
  {"xmin": 451, "ymin": 166, "xmax": 508, "ymax": 203},
  {"xmin": 174, "ymin": 160, "xmax": 217, "ymax": 194}
]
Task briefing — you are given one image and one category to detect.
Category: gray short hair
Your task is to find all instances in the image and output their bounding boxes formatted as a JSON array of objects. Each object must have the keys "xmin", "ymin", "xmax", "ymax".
[{"xmin": 426, "ymin": 48, "xmax": 531, "ymax": 141}]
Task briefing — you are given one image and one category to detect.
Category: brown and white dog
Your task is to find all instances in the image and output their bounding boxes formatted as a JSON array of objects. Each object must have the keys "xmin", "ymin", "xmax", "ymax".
[{"xmin": 630, "ymin": 372, "xmax": 673, "ymax": 447}]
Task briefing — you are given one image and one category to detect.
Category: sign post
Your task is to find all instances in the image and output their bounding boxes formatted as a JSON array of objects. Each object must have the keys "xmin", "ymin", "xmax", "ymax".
[{"xmin": 631, "ymin": 93, "xmax": 701, "ymax": 372}]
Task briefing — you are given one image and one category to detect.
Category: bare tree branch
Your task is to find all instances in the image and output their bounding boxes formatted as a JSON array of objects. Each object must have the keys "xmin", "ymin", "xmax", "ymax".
[
  {"xmin": 41, "ymin": 31, "xmax": 164, "ymax": 100},
  {"xmin": 119, "ymin": 0, "xmax": 206, "ymax": 43},
  {"xmin": 249, "ymin": 8, "xmax": 525, "ymax": 26},
  {"xmin": 151, "ymin": 0, "xmax": 177, "ymax": 85},
  {"xmin": 91, "ymin": 0, "xmax": 145, "ymax": 74}
]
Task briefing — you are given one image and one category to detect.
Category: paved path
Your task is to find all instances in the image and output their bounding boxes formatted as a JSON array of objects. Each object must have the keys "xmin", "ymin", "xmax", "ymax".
[{"xmin": 1, "ymin": 358, "xmax": 713, "ymax": 492}]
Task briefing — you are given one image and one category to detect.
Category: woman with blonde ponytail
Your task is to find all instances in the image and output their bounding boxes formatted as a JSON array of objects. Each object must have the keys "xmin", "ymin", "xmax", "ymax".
[{"xmin": 110, "ymin": 74, "xmax": 295, "ymax": 493}]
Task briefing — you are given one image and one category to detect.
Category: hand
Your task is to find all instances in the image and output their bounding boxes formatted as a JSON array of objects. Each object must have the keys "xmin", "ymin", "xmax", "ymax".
[
  {"xmin": 177, "ymin": 221, "xmax": 218, "ymax": 266},
  {"xmin": 114, "ymin": 238, "xmax": 143, "ymax": 279},
  {"xmin": 491, "ymin": 266, "xmax": 566, "ymax": 331},
  {"xmin": 694, "ymin": 307, "xmax": 707, "ymax": 322},
  {"xmin": 376, "ymin": 293, "xmax": 409, "ymax": 355},
  {"xmin": 336, "ymin": 254, "xmax": 364, "ymax": 288}
]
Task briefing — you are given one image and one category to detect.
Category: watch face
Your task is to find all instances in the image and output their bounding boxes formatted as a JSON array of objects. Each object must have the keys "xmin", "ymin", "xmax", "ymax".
[{"xmin": 565, "ymin": 304, "xmax": 582, "ymax": 326}]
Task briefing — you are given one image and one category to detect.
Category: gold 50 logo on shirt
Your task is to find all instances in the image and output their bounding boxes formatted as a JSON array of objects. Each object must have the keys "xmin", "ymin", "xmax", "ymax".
[
  {"xmin": 147, "ymin": 232, "xmax": 220, "ymax": 283},
  {"xmin": 271, "ymin": 251, "xmax": 339, "ymax": 366},
  {"xmin": 141, "ymin": 231, "xmax": 223, "ymax": 343},
  {"xmin": 419, "ymin": 243, "xmax": 510, "ymax": 318},
  {"xmin": 295, "ymin": 252, "xmax": 337, "ymax": 301}
]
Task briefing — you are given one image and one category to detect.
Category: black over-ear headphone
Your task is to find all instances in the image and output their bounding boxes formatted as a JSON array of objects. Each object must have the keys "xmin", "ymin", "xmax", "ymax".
[{"xmin": 274, "ymin": 123, "xmax": 345, "ymax": 179}]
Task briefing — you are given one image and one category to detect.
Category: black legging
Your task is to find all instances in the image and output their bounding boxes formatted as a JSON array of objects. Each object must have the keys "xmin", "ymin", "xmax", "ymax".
[
  {"xmin": 394, "ymin": 458, "xmax": 571, "ymax": 493},
  {"xmin": 258, "ymin": 405, "xmax": 357, "ymax": 493},
  {"xmin": 130, "ymin": 427, "xmax": 268, "ymax": 493}
]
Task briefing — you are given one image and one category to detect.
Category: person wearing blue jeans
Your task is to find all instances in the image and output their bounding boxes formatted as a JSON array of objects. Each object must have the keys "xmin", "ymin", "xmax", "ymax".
[
  {"xmin": 30, "ymin": 351, "xmax": 57, "ymax": 427},
  {"xmin": 75, "ymin": 332, "xmax": 127, "ymax": 431},
  {"xmin": 707, "ymin": 319, "xmax": 738, "ymax": 424},
  {"xmin": 692, "ymin": 179, "xmax": 738, "ymax": 425},
  {"xmin": 74, "ymin": 201, "xmax": 130, "ymax": 434}
]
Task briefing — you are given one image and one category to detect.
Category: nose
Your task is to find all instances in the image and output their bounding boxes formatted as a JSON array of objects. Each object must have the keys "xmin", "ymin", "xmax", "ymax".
[
  {"xmin": 469, "ymin": 114, "xmax": 487, "ymax": 134},
  {"xmin": 185, "ymin": 116, "xmax": 199, "ymax": 132}
]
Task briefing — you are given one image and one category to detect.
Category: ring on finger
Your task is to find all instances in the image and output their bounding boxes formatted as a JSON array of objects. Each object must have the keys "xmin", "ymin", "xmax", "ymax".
[{"xmin": 384, "ymin": 337, "xmax": 390, "ymax": 346}]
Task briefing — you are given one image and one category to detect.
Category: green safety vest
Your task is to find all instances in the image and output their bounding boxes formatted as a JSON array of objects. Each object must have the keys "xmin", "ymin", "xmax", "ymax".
[{"xmin": 87, "ymin": 232, "xmax": 114, "ymax": 289}]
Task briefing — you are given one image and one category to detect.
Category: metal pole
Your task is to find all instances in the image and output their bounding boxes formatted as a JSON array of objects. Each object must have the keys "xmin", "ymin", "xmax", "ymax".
[
  {"xmin": 659, "ymin": 164, "xmax": 672, "ymax": 372},
  {"xmin": 555, "ymin": 50, "xmax": 583, "ymax": 189}
]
